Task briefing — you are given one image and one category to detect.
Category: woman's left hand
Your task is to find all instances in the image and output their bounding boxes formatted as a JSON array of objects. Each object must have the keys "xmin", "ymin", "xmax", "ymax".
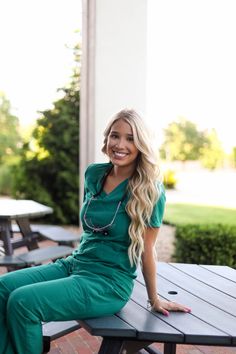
[{"xmin": 150, "ymin": 298, "xmax": 191, "ymax": 316}]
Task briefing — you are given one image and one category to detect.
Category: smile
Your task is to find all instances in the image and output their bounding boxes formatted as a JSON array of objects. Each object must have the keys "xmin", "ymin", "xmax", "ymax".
[{"xmin": 112, "ymin": 151, "xmax": 128, "ymax": 158}]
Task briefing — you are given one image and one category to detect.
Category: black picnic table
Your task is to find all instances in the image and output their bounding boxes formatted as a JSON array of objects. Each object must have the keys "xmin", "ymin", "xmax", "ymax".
[
  {"xmin": 0, "ymin": 199, "xmax": 73, "ymax": 269},
  {"xmin": 79, "ymin": 262, "xmax": 236, "ymax": 354},
  {"xmin": 0, "ymin": 199, "xmax": 53, "ymax": 255}
]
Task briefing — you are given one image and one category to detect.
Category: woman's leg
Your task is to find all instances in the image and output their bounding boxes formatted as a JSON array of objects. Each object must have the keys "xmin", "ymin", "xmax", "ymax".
[
  {"xmin": 6, "ymin": 273, "xmax": 127, "ymax": 354},
  {"xmin": 0, "ymin": 261, "xmax": 71, "ymax": 354}
]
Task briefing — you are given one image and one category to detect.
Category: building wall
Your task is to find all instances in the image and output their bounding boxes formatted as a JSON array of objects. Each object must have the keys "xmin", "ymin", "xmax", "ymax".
[
  {"xmin": 80, "ymin": 0, "xmax": 148, "ymax": 201},
  {"xmin": 94, "ymin": 0, "xmax": 147, "ymax": 161}
]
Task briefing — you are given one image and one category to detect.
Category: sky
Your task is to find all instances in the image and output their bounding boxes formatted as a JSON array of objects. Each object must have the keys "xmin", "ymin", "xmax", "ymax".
[
  {"xmin": 1, "ymin": 0, "xmax": 235, "ymax": 153},
  {"xmin": 0, "ymin": 0, "xmax": 82, "ymax": 127},
  {"xmin": 147, "ymin": 0, "xmax": 236, "ymax": 152}
]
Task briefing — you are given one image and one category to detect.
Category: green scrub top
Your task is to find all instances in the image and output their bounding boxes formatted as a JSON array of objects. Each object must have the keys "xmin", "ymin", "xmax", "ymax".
[{"xmin": 72, "ymin": 163, "xmax": 166, "ymax": 299}]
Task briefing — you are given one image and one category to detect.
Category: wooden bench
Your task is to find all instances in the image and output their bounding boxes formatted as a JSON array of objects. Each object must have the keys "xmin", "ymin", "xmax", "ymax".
[
  {"xmin": 34, "ymin": 225, "xmax": 81, "ymax": 247},
  {"xmin": 0, "ymin": 254, "xmax": 26, "ymax": 268},
  {"xmin": 0, "ymin": 245, "xmax": 73, "ymax": 270},
  {"xmin": 42, "ymin": 321, "xmax": 80, "ymax": 353},
  {"xmin": 11, "ymin": 224, "xmax": 81, "ymax": 247}
]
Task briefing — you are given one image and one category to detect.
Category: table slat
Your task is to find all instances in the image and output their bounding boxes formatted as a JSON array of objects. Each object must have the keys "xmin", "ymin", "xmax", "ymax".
[
  {"xmin": 171, "ymin": 263, "xmax": 236, "ymax": 298},
  {"xmin": 133, "ymin": 280, "xmax": 231, "ymax": 345},
  {"xmin": 117, "ymin": 300, "xmax": 183, "ymax": 342},
  {"xmin": 156, "ymin": 263, "xmax": 236, "ymax": 315},
  {"xmin": 200, "ymin": 265, "xmax": 236, "ymax": 282}
]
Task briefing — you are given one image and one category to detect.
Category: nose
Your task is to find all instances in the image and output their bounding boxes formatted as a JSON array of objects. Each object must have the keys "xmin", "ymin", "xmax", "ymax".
[{"xmin": 115, "ymin": 138, "xmax": 126, "ymax": 149}]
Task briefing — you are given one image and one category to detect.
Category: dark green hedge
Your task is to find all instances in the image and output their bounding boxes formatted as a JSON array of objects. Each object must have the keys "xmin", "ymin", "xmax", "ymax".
[{"xmin": 174, "ymin": 224, "xmax": 236, "ymax": 268}]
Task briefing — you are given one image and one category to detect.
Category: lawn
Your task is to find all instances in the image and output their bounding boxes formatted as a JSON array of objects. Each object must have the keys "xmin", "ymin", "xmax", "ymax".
[{"xmin": 164, "ymin": 203, "xmax": 236, "ymax": 226}]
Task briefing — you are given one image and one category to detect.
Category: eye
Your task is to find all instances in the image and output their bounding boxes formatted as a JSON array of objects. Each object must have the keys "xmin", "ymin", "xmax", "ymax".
[
  {"xmin": 127, "ymin": 136, "xmax": 134, "ymax": 142},
  {"xmin": 110, "ymin": 133, "xmax": 119, "ymax": 139}
]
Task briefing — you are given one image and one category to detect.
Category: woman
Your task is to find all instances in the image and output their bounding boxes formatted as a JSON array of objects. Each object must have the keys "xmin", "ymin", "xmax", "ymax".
[{"xmin": 0, "ymin": 109, "xmax": 190, "ymax": 354}]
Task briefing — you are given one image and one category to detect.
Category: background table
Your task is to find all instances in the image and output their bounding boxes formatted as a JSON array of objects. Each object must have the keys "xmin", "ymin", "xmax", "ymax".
[
  {"xmin": 0, "ymin": 199, "xmax": 53, "ymax": 255},
  {"xmin": 80, "ymin": 262, "xmax": 236, "ymax": 354}
]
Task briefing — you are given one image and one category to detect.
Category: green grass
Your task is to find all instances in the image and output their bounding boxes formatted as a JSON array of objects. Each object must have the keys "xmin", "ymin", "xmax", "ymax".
[{"xmin": 164, "ymin": 203, "xmax": 236, "ymax": 226}]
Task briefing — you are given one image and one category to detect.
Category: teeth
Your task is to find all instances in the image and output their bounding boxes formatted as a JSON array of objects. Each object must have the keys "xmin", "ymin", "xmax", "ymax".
[{"xmin": 114, "ymin": 151, "xmax": 127, "ymax": 157}]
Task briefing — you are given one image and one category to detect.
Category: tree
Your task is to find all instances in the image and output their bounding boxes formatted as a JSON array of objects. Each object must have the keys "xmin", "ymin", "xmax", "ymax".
[
  {"xmin": 160, "ymin": 117, "xmax": 207, "ymax": 161},
  {"xmin": 0, "ymin": 92, "xmax": 22, "ymax": 164},
  {"xmin": 0, "ymin": 92, "xmax": 22, "ymax": 195},
  {"xmin": 199, "ymin": 129, "xmax": 225, "ymax": 170},
  {"xmin": 13, "ymin": 41, "xmax": 80, "ymax": 224}
]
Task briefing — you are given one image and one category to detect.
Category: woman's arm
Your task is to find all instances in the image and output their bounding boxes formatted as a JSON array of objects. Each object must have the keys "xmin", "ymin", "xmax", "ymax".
[{"xmin": 141, "ymin": 227, "xmax": 191, "ymax": 316}]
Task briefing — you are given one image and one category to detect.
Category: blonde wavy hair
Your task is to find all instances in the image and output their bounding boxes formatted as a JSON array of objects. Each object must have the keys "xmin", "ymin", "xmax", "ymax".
[{"xmin": 102, "ymin": 109, "xmax": 161, "ymax": 266}]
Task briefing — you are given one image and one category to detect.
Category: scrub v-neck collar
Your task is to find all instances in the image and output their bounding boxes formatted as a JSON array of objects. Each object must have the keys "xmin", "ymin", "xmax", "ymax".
[{"xmin": 101, "ymin": 178, "xmax": 128, "ymax": 197}]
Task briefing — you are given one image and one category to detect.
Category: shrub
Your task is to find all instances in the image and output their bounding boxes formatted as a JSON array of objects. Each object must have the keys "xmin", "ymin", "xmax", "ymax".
[
  {"xmin": 0, "ymin": 164, "xmax": 14, "ymax": 195},
  {"xmin": 174, "ymin": 224, "xmax": 236, "ymax": 268}
]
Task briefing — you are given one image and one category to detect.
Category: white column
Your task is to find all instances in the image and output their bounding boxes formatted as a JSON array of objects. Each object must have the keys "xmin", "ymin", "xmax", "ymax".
[{"xmin": 80, "ymin": 0, "xmax": 148, "ymax": 199}]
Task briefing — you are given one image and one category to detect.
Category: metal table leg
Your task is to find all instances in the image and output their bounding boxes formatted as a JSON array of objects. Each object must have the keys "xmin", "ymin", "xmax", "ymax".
[
  {"xmin": 0, "ymin": 219, "xmax": 13, "ymax": 255},
  {"xmin": 164, "ymin": 343, "xmax": 176, "ymax": 354}
]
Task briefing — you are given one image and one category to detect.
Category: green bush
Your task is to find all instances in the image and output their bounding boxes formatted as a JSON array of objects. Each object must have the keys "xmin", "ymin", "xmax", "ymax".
[
  {"xmin": 0, "ymin": 164, "xmax": 14, "ymax": 195},
  {"xmin": 174, "ymin": 224, "xmax": 236, "ymax": 267}
]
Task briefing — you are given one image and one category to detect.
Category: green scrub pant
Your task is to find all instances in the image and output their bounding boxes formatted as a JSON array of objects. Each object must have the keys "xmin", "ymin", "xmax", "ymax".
[{"xmin": 0, "ymin": 258, "xmax": 127, "ymax": 354}]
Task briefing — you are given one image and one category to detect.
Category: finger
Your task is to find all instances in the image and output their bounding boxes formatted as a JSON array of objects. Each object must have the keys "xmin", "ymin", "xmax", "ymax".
[
  {"xmin": 159, "ymin": 307, "xmax": 169, "ymax": 316},
  {"xmin": 175, "ymin": 303, "xmax": 191, "ymax": 313},
  {"xmin": 152, "ymin": 303, "xmax": 170, "ymax": 316},
  {"xmin": 168, "ymin": 302, "xmax": 191, "ymax": 312},
  {"xmin": 183, "ymin": 307, "xmax": 191, "ymax": 313}
]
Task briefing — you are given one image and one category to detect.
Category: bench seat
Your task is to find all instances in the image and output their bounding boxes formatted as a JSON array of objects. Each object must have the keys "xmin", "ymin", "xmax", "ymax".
[
  {"xmin": 0, "ymin": 246, "xmax": 73, "ymax": 269},
  {"xmin": 42, "ymin": 320, "xmax": 80, "ymax": 352},
  {"xmin": 0, "ymin": 254, "xmax": 26, "ymax": 267},
  {"xmin": 35, "ymin": 225, "xmax": 81, "ymax": 246},
  {"xmin": 11, "ymin": 224, "xmax": 81, "ymax": 247},
  {"xmin": 17, "ymin": 245, "xmax": 73, "ymax": 265}
]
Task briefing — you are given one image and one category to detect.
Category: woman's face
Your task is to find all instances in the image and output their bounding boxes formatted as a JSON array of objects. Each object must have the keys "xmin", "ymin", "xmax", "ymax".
[{"xmin": 106, "ymin": 118, "xmax": 139, "ymax": 170}]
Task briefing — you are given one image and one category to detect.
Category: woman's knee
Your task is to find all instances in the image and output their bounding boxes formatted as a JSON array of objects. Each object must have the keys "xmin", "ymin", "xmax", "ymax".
[
  {"xmin": 7, "ymin": 287, "xmax": 27, "ymax": 316},
  {"xmin": 7, "ymin": 284, "xmax": 44, "ymax": 324},
  {"xmin": 7, "ymin": 286, "xmax": 39, "ymax": 324}
]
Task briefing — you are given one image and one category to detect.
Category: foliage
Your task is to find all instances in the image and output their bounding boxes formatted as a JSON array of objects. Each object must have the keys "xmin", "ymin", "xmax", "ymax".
[
  {"xmin": 160, "ymin": 117, "xmax": 207, "ymax": 161},
  {"xmin": 13, "ymin": 42, "xmax": 80, "ymax": 225},
  {"xmin": 199, "ymin": 129, "xmax": 225, "ymax": 170},
  {"xmin": 174, "ymin": 224, "xmax": 236, "ymax": 267},
  {"xmin": 163, "ymin": 169, "xmax": 177, "ymax": 189},
  {"xmin": 164, "ymin": 203, "xmax": 236, "ymax": 226},
  {"xmin": 0, "ymin": 164, "xmax": 14, "ymax": 195},
  {"xmin": 0, "ymin": 92, "xmax": 22, "ymax": 165}
]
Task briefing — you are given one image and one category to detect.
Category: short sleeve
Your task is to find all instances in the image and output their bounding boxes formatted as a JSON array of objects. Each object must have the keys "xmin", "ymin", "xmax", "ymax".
[
  {"xmin": 148, "ymin": 183, "xmax": 166, "ymax": 227},
  {"xmin": 83, "ymin": 163, "xmax": 111, "ymax": 200}
]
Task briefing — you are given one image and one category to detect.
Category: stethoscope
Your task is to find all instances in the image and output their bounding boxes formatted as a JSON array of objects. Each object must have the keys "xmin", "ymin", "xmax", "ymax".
[{"xmin": 83, "ymin": 165, "xmax": 128, "ymax": 235}]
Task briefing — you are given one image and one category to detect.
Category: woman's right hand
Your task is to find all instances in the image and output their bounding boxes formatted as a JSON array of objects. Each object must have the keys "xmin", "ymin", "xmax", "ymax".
[{"xmin": 149, "ymin": 298, "xmax": 191, "ymax": 316}]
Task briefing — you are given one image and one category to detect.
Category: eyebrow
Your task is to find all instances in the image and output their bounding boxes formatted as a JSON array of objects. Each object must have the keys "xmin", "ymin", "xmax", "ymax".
[{"xmin": 110, "ymin": 130, "xmax": 133, "ymax": 137}]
